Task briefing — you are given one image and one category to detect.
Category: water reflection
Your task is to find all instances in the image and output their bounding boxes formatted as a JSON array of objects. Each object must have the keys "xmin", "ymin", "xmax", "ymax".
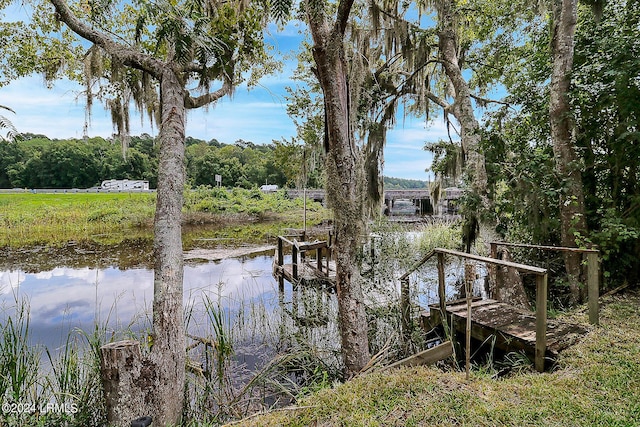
[{"xmin": 0, "ymin": 254, "xmax": 282, "ymax": 353}]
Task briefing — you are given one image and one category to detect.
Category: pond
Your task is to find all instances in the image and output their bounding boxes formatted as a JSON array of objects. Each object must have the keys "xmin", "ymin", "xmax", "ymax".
[
  {"xmin": 1, "ymin": 251, "xmax": 274, "ymax": 351},
  {"xmin": 0, "ymin": 235, "xmax": 485, "ymax": 351}
]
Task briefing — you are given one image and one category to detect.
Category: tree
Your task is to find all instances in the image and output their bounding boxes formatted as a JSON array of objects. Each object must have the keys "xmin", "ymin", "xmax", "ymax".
[
  {"xmin": 572, "ymin": 0, "xmax": 640, "ymax": 285},
  {"xmin": 0, "ymin": 105, "xmax": 18, "ymax": 141},
  {"xmin": 549, "ymin": 0, "xmax": 590, "ymax": 303},
  {"xmin": 304, "ymin": 0, "xmax": 371, "ymax": 377},
  {"xmin": 361, "ymin": 0, "xmax": 536, "ymax": 246},
  {"xmin": 3, "ymin": 0, "xmax": 269, "ymax": 423}
]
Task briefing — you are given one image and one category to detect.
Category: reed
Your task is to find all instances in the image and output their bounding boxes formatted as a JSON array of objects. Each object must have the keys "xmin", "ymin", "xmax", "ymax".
[{"xmin": 0, "ymin": 297, "xmax": 39, "ymax": 403}]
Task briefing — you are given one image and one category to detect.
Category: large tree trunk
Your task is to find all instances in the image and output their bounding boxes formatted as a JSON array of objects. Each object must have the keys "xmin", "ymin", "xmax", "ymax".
[
  {"xmin": 307, "ymin": 5, "xmax": 370, "ymax": 378},
  {"xmin": 98, "ymin": 67, "xmax": 186, "ymax": 427},
  {"xmin": 550, "ymin": 0, "xmax": 588, "ymax": 304},
  {"xmin": 146, "ymin": 68, "xmax": 187, "ymax": 425}
]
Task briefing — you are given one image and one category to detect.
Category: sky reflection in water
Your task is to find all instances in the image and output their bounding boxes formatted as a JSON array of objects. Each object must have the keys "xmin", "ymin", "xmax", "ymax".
[{"xmin": 0, "ymin": 255, "xmax": 280, "ymax": 352}]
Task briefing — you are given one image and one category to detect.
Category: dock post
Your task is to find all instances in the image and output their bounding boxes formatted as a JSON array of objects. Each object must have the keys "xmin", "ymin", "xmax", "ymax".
[
  {"xmin": 587, "ymin": 252, "xmax": 599, "ymax": 325},
  {"xmin": 400, "ymin": 277, "xmax": 412, "ymax": 346},
  {"xmin": 437, "ymin": 252, "xmax": 446, "ymax": 318},
  {"xmin": 277, "ymin": 237, "xmax": 284, "ymax": 292},
  {"xmin": 489, "ymin": 242, "xmax": 498, "ymax": 297},
  {"xmin": 535, "ymin": 273, "xmax": 548, "ymax": 372},
  {"xmin": 292, "ymin": 244, "xmax": 298, "ymax": 279},
  {"xmin": 464, "ymin": 263, "xmax": 475, "ymax": 381}
]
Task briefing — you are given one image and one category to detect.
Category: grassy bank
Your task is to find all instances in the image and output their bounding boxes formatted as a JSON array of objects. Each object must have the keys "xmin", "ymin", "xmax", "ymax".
[
  {"xmin": 0, "ymin": 189, "xmax": 328, "ymax": 248},
  {"xmin": 233, "ymin": 290, "xmax": 640, "ymax": 427}
]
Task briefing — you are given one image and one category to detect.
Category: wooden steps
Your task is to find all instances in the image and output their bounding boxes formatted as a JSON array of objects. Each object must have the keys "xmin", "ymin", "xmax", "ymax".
[{"xmin": 424, "ymin": 299, "xmax": 591, "ymax": 365}]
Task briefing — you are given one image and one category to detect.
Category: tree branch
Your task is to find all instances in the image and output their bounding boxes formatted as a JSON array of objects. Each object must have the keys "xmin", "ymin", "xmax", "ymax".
[
  {"xmin": 184, "ymin": 78, "xmax": 232, "ymax": 109},
  {"xmin": 469, "ymin": 93, "xmax": 511, "ymax": 108},
  {"xmin": 334, "ymin": 0, "xmax": 355, "ymax": 37},
  {"xmin": 49, "ymin": 0, "xmax": 165, "ymax": 77}
]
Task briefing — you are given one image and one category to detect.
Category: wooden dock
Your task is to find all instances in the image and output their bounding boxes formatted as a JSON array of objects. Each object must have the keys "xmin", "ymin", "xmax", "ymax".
[
  {"xmin": 273, "ymin": 235, "xmax": 336, "ymax": 290},
  {"xmin": 400, "ymin": 247, "xmax": 599, "ymax": 372},
  {"xmin": 424, "ymin": 299, "xmax": 590, "ymax": 365}
]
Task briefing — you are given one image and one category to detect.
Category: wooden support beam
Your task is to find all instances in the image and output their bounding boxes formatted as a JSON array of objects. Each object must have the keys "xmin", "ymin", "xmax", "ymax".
[
  {"xmin": 435, "ymin": 248, "xmax": 547, "ymax": 275},
  {"xmin": 587, "ymin": 252, "xmax": 599, "ymax": 325},
  {"xmin": 277, "ymin": 237, "xmax": 285, "ymax": 291},
  {"xmin": 535, "ymin": 274, "xmax": 548, "ymax": 372},
  {"xmin": 292, "ymin": 244, "xmax": 298, "ymax": 279},
  {"xmin": 489, "ymin": 242, "xmax": 498, "ymax": 297},
  {"xmin": 490, "ymin": 241, "xmax": 599, "ymax": 254},
  {"xmin": 384, "ymin": 341, "xmax": 453, "ymax": 369}
]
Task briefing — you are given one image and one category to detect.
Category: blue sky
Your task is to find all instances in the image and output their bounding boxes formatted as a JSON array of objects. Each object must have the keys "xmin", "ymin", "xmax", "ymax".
[{"xmin": 0, "ymin": 20, "xmax": 444, "ymax": 181}]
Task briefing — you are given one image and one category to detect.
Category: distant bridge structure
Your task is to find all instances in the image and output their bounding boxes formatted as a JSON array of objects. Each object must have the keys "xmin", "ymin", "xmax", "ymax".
[{"xmin": 286, "ymin": 188, "xmax": 461, "ymax": 216}]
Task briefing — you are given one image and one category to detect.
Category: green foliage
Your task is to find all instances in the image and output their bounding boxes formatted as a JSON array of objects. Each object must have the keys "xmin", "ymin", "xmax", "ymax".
[
  {"xmin": 0, "ymin": 189, "xmax": 328, "ymax": 248},
  {"xmin": 484, "ymin": 0, "xmax": 640, "ymax": 285},
  {"xmin": 0, "ymin": 105, "xmax": 18, "ymax": 142},
  {"xmin": 571, "ymin": 0, "xmax": 640, "ymax": 283},
  {"xmin": 0, "ymin": 135, "xmax": 158, "ymax": 189},
  {"xmin": 185, "ymin": 139, "xmax": 292, "ymax": 189},
  {"xmin": 0, "ymin": 300, "xmax": 39, "ymax": 403},
  {"xmin": 0, "ymin": 134, "xmax": 305, "ymax": 190},
  {"xmin": 0, "ymin": 193, "xmax": 157, "ymax": 247},
  {"xmin": 183, "ymin": 186, "xmax": 321, "ymax": 216}
]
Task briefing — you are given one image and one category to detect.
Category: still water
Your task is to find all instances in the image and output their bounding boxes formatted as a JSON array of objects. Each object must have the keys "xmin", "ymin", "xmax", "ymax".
[
  {"xmin": 0, "ymin": 236, "xmax": 482, "ymax": 360},
  {"xmin": 0, "ymin": 249, "xmax": 290, "ymax": 354}
]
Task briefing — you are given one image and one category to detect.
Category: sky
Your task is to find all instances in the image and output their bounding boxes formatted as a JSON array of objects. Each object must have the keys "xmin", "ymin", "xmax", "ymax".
[{"xmin": 0, "ymin": 19, "xmax": 446, "ymax": 181}]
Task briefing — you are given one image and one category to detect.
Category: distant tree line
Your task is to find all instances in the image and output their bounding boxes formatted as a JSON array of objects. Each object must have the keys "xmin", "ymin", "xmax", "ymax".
[
  {"xmin": 0, "ymin": 134, "xmax": 158, "ymax": 189},
  {"xmin": 383, "ymin": 177, "xmax": 429, "ymax": 190},
  {"xmin": 0, "ymin": 133, "xmax": 426, "ymax": 190}
]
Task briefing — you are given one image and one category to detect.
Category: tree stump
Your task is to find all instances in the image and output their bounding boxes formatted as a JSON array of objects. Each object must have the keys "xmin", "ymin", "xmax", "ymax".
[{"xmin": 100, "ymin": 340, "xmax": 148, "ymax": 427}]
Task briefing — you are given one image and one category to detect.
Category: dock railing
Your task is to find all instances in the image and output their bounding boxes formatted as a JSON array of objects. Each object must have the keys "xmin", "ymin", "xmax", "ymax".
[
  {"xmin": 489, "ymin": 242, "xmax": 600, "ymax": 325},
  {"xmin": 400, "ymin": 247, "xmax": 549, "ymax": 372}
]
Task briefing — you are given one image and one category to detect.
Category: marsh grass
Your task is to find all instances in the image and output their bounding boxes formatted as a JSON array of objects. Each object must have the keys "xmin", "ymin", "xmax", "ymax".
[
  {"xmin": 0, "ymin": 298, "xmax": 106, "ymax": 426},
  {"xmin": 0, "ymin": 193, "xmax": 156, "ymax": 247},
  {"xmin": 182, "ymin": 279, "xmax": 345, "ymax": 426},
  {"xmin": 0, "ymin": 189, "xmax": 328, "ymax": 248}
]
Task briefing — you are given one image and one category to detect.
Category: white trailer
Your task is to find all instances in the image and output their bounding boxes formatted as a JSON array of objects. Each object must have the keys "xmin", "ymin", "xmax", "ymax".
[{"xmin": 101, "ymin": 179, "xmax": 150, "ymax": 191}]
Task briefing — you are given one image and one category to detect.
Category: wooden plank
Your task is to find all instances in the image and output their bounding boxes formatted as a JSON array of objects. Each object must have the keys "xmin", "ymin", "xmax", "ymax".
[
  {"xmin": 446, "ymin": 299, "xmax": 502, "ymax": 314},
  {"xmin": 425, "ymin": 293, "xmax": 589, "ymax": 370},
  {"xmin": 296, "ymin": 240, "xmax": 329, "ymax": 251},
  {"xmin": 385, "ymin": 341, "xmax": 453, "ymax": 370}
]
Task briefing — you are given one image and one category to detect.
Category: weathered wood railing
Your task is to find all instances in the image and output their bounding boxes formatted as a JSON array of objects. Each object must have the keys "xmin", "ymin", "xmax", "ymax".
[
  {"xmin": 400, "ymin": 247, "xmax": 549, "ymax": 372},
  {"xmin": 490, "ymin": 242, "xmax": 600, "ymax": 325}
]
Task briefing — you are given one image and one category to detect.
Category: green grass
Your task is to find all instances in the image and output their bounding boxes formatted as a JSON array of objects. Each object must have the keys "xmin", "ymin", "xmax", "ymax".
[
  {"xmin": 232, "ymin": 290, "xmax": 640, "ymax": 427},
  {"xmin": 0, "ymin": 189, "xmax": 329, "ymax": 248},
  {"xmin": 0, "ymin": 193, "xmax": 156, "ymax": 247}
]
